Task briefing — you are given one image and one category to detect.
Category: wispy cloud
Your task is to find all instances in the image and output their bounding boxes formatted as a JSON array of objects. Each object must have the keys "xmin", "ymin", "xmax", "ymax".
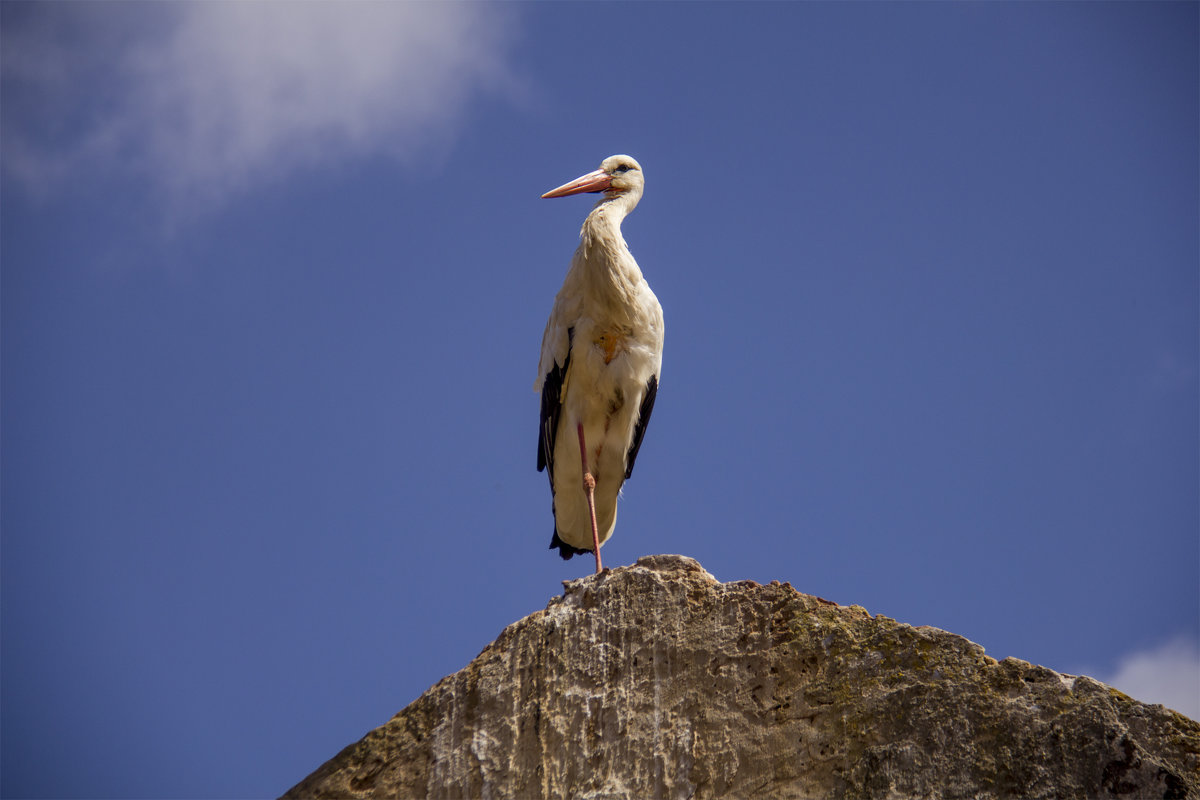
[
  {"xmin": 2, "ymin": 2, "xmax": 522, "ymax": 209},
  {"xmin": 1101, "ymin": 636, "xmax": 1200, "ymax": 721}
]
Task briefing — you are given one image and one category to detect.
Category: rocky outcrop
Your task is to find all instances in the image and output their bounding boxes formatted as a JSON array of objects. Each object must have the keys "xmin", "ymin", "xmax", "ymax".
[{"xmin": 283, "ymin": 555, "xmax": 1199, "ymax": 799}]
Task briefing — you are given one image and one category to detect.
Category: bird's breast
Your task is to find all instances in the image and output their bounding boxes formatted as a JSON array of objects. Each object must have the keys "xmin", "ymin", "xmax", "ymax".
[{"xmin": 593, "ymin": 328, "xmax": 630, "ymax": 365}]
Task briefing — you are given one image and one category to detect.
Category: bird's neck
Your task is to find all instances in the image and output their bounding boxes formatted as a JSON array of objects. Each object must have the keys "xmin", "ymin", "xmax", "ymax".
[
  {"xmin": 580, "ymin": 202, "xmax": 623, "ymax": 247},
  {"xmin": 574, "ymin": 195, "xmax": 644, "ymax": 307},
  {"xmin": 582, "ymin": 189, "xmax": 635, "ymax": 231}
]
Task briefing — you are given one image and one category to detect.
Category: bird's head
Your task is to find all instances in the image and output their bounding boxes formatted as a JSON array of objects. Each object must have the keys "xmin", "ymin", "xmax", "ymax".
[{"xmin": 542, "ymin": 155, "xmax": 644, "ymax": 202}]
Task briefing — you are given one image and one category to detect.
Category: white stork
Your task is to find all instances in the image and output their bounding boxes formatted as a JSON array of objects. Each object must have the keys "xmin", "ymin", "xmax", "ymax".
[{"xmin": 536, "ymin": 155, "xmax": 664, "ymax": 574}]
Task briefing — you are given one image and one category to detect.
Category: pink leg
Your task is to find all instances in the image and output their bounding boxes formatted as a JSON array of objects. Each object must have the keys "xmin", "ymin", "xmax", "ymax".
[{"xmin": 576, "ymin": 423, "xmax": 602, "ymax": 573}]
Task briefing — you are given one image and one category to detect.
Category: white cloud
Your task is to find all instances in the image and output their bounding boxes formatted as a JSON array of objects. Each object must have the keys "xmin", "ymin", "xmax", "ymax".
[
  {"xmin": 1101, "ymin": 636, "xmax": 1200, "ymax": 721},
  {"xmin": 2, "ymin": 2, "xmax": 522, "ymax": 209}
]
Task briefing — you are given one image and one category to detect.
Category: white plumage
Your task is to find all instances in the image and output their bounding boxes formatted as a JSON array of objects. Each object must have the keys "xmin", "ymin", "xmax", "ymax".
[{"xmin": 536, "ymin": 155, "xmax": 664, "ymax": 573}]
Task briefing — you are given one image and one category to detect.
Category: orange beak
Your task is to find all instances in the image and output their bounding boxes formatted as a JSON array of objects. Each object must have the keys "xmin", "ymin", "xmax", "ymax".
[{"xmin": 541, "ymin": 168, "xmax": 612, "ymax": 199}]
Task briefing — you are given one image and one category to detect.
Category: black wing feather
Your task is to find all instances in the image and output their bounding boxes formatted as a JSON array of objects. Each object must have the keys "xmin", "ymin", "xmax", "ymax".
[
  {"xmin": 537, "ymin": 327, "xmax": 573, "ymax": 487},
  {"xmin": 624, "ymin": 373, "xmax": 658, "ymax": 479},
  {"xmin": 540, "ymin": 329, "xmax": 582, "ymax": 559}
]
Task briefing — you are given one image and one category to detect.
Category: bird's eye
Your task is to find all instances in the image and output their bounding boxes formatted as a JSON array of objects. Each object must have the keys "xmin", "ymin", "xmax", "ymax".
[{"xmin": 614, "ymin": 164, "xmax": 632, "ymax": 174}]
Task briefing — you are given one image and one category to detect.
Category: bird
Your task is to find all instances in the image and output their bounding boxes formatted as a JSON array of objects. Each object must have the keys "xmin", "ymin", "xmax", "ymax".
[{"xmin": 535, "ymin": 155, "xmax": 664, "ymax": 575}]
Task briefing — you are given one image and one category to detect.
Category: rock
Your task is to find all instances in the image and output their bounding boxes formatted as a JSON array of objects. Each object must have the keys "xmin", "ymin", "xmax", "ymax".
[{"xmin": 282, "ymin": 555, "xmax": 1199, "ymax": 799}]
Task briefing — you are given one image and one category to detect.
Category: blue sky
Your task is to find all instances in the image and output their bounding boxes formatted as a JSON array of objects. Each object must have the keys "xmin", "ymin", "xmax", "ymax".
[{"xmin": 2, "ymin": 2, "xmax": 1196, "ymax": 797}]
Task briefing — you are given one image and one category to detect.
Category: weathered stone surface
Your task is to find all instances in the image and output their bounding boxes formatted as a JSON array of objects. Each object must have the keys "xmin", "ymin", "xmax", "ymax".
[{"xmin": 283, "ymin": 555, "xmax": 1199, "ymax": 799}]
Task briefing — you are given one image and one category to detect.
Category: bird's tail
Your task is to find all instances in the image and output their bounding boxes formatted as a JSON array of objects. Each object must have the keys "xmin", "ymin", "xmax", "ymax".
[{"xmin": 549, "ymin": 529, "xmax": 591, "ymax": 560}]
